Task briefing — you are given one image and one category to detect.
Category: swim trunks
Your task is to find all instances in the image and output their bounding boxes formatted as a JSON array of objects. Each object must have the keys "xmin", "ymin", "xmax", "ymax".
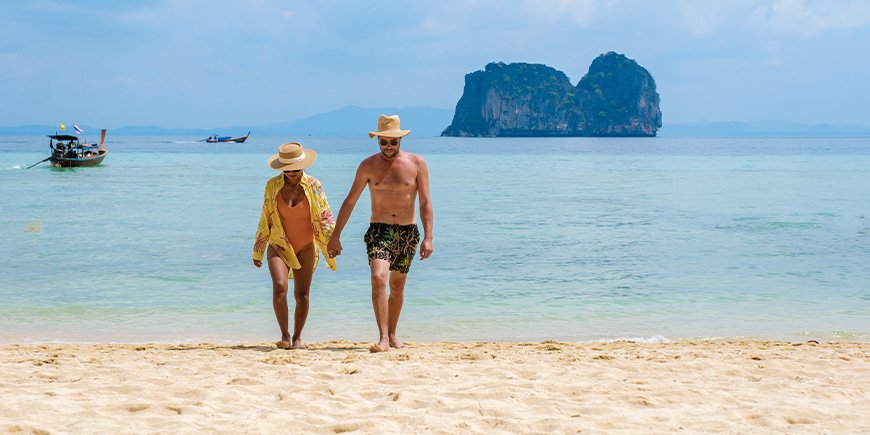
[{"xmin": 364, "ymin": 223, "xmax": 420, "ymax": 273}]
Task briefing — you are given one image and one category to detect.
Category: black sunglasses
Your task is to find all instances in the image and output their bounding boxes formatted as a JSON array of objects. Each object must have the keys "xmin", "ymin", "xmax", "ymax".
[
  {"xmin": 283, "ymin": 169, "xmax": 301, "ymax": 174},
  {"xmin": 379, "ymin": 139, "xmax": 399, "ymax": 146}
]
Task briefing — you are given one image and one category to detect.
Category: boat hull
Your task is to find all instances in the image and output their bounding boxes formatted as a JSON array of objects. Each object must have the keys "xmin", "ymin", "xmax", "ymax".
[
  {"xmin": 51, "ymin": 152, "xmax": 107, "ymax": 167},
  {"xmin": 206, "ymin": 132, "xmax": 250, "ymax": 143}
]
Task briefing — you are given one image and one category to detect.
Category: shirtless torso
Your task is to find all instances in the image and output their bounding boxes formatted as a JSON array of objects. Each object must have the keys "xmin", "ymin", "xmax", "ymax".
[
  {"xmin": 365, "ymin": 151, "xmax": 421, "ymax": 225},
  {"xmin": 328, "ymin": 138, "xmax": 433, "ymax": 256}
]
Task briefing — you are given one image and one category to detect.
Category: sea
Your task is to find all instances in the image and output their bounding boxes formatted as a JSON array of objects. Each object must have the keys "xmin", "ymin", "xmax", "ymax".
[{"xmin": 1, "ymin": 135, "xmax": 868, "ymax": 344}]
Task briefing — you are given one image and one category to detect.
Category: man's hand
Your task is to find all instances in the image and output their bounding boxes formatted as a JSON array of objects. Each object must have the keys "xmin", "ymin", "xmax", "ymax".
[
  {"xmin": 253, "ymin": 259, "xmax": 262, "ymax": 268},
  {"xmin": 327, "ymin": 237, "xmax": 343, "ymax": 258},
  {"xmin": 419, "ymin": 239, "xmax": 433, "ymax": 260}
]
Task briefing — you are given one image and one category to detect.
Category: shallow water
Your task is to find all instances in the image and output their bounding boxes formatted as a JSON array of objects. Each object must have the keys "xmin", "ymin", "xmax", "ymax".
[{"xmin": 1, "ymin": 135, "xmax": 868, "ymax": 343}]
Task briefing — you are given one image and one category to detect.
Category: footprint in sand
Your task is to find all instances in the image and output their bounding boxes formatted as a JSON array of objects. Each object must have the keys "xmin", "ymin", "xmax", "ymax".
[
  {"xmin": 339, "ymin": 366, "xmax": 360, "ymax": 375},
  {"xmin": 228, "ymin": 377, "xmax": 261, "ymax": 385},
  {"xmin": 126, "ymin": 404, "xmax": 150, "ymax": 413}
]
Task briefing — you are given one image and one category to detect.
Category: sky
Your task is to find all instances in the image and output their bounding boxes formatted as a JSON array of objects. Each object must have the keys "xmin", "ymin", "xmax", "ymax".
[{"xmin": 2, "ymin": 0, "xmax": 869, "ymax": 128}]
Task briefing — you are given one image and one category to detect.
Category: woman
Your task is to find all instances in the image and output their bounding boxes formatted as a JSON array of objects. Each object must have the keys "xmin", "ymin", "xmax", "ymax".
[{"xmin": 253, "ymin": 142, "xmax": 336, "ymax": 349}]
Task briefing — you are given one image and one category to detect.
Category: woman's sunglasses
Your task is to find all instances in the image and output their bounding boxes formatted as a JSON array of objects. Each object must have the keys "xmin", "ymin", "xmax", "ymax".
[
  {"xmin": 283, "ymin": 169, "xmax": 301, "ymax": 174},
  {"xmin": 379, "ymin": 139, "xmax": 399, "ymax": 146}
]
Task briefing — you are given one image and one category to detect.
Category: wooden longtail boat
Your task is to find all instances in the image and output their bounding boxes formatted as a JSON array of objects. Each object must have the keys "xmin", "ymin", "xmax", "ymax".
[{"xmin": 48, "ymin": 129, "xmax": 108, "ymax": 167}]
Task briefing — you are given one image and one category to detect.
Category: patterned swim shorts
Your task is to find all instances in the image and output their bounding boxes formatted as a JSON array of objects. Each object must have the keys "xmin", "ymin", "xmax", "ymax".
[{"xmin": 364, "ymin": 223, "xmax": 421, "ymax": 273}]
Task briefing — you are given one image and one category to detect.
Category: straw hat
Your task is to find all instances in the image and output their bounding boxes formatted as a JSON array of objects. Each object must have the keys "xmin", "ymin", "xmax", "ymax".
[
  {"xmin": 268, "ymin": 142, "xmax": 317, "ymax": 171},
  {"xmin": 368, "ymin": 114, "xmax": 410, "ymax": 139}
]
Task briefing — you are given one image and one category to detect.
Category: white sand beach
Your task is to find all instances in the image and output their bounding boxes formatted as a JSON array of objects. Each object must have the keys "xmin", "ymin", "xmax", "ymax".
[{"xmin": 1, "ymin": 340, "xmax": 868, "ymax": 433}]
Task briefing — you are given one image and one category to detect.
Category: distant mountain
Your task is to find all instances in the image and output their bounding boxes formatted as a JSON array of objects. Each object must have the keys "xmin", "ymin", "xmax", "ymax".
[
  {"xmin": 272, "ymin": 106, "xmax": 453, "ymax": 137},
  {"xmin": 660, "ymin": 121, "xmax": 870, "ymax": 137},
  {"xmin": 0, "ymin": 106, "xmax": 453, "ymax": 137}
]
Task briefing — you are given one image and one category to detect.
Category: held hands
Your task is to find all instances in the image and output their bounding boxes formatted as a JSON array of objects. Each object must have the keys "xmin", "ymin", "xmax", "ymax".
[
  {"xmin": 419, "ymin": 238, "xmax": 434, "ymax": 260},
  {"xmin": 327, "ymin": 238, "xmax": 343, "ymax": 258},
  {"xmin": 253, "ymin": 259, "xmax": 262, "ymax": 268}
]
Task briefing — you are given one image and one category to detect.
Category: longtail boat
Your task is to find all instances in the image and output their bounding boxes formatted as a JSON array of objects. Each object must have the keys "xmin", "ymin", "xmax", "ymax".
[
  {"xmin": 204, "ymin": 131, "xmax": 250, "ymax": 143},
  {"xmin": 48, "ymin": 129, "xmax": 108, "ymax": 167}
]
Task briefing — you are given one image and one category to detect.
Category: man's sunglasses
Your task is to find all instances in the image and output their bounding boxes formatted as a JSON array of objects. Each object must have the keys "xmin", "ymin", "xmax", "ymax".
[{"xmin": 379, "ymin": 139, "xmax": 399, "ymax": 146}]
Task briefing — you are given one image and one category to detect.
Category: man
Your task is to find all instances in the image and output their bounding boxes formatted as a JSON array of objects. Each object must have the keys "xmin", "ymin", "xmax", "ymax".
[{"xmin": 327, "ymin": 114, "xmax": 434, "ymax": 353}]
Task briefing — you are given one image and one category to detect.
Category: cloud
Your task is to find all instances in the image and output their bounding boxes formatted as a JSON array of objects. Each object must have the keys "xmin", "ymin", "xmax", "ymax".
[
  {"xmin": 679, "ymin": 1, "xmax": 751, "ymax": 35},
  {"xmin": 751, "ymin": 0, "xmax": 870, "ymax": 36},
  {"xmin": 525, "ymin": 0, "xmax": 601, "ymax": 26},
  {"xmin": 681, "ymin": 3, "xmax": 720, "ymax": 35}
]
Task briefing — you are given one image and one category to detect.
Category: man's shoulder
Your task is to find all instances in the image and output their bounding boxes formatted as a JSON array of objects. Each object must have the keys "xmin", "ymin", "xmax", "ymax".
[
  {"xmin": 360, "ymin": 153, "xmax": 382, "ymax": 166},
  {"xmin": 402, "ymin": 151, "xmax": 426, "ymax": 165}
]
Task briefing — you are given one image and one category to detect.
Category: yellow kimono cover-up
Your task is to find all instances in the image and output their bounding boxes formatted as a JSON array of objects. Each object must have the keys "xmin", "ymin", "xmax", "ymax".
[{"xmin": 252, "ymin": 173, "xmax": 337, "ymax": 278}]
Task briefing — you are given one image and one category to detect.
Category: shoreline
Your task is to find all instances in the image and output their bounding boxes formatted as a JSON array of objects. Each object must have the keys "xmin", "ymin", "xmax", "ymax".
[
  {"xmin": 3, "ymin": 339, "xmax": 868, "ymax": 433},
  {"xmin": 2, "ymin": 331, "xmax": 869, "ymax": 345}
]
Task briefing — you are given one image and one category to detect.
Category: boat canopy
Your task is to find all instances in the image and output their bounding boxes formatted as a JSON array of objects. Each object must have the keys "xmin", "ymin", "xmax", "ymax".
[{"xmin": 48, "ymin": 135, "xmax": 80, "ymax": 141}]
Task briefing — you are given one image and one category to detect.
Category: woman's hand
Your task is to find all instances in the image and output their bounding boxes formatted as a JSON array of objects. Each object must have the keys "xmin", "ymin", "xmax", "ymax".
[
  {"xmin": 253, "ymin": 259, "xmax": 262, "ymax": 268},
  {"xmin": 327, "ymin": 237, "xmax": 343, "ymax": 258}
]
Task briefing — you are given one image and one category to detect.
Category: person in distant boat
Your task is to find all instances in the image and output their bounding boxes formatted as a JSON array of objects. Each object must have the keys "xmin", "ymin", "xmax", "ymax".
[
  {"xmin": 327, "ymin": 114, "xmax": 434, "ymax": 353},
  {"xmin": 252, "ymin": 142, "xmax": 337, "ymax": 350}
]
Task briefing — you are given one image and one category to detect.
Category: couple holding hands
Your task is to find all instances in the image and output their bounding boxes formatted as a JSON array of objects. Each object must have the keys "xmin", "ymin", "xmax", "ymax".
[{"xmin": 252, "ymin": 115, "xmax": 434, "ymax": 353}]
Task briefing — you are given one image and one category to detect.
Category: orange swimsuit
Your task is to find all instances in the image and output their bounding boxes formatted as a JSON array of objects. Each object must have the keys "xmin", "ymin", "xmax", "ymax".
[{"xmin": 276, "ymin": 191, "xmax": 314, "ymax": 252}]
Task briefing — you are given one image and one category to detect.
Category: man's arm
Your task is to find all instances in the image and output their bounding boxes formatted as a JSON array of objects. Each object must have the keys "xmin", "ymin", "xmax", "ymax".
[
  {"xmin": 327, "ymin": 162, "xmax": 369, "ymax": 257},
  {"xmin": 417, "ymin": 157, "xmax": 434, "ymax": 260}
]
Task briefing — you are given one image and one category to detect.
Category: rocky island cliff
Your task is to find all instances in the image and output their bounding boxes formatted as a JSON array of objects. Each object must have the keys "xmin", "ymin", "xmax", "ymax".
[{"xmin": 442, "ymin": 52, "xmax": 661, "ymax": 137}]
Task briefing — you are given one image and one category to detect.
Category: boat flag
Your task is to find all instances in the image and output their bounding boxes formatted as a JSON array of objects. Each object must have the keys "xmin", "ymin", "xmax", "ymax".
[
  {"xmin": 59, "ymin": 123, "xmax": 66, "ymax": 131},
  {"xmin": 74, "ymin": 123, "xmax": 84, "ymax": 135}
]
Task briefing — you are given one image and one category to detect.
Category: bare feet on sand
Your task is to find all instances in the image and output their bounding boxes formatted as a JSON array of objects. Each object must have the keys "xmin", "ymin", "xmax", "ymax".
[
  {"xmin": 369, "ymin": 339, "xmax": 390, "ymax": 353},
  {"xmin": 389, "ymin": 334, "xmax": 404, "ymax": 349},
  {"xmin": 276, "ymin": 340, "xmax": 291, "ymax": 349},
  {"xmin": 290, "ymin": 337, "xmax": 306, "ymax": 349}
]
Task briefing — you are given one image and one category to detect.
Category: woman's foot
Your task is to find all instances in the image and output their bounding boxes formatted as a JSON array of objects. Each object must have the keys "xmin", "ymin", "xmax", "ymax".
[
  {"xmin": 290, "ymin": 337, "xmax": 306, "ymax": 349},
  {"xmin": 389, "ymin": 334, "xmax": 404, "ymax": 349},
  {"xmin": 369, "ymin": 338, "xmax": 390, "ymax": 353},
  {"xmin": 276, "ymin": 333, "xmax": 292, "ymax": 349}
]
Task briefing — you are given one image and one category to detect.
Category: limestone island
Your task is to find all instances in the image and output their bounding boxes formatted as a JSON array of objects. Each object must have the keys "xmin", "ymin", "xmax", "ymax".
[{"xmin": 442, "ymin": 52, "xmax": 661, "ymax": 137}]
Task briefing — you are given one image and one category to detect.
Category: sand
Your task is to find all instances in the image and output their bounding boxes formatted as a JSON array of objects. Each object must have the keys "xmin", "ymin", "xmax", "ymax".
[{"xmin": 1, "ymin": 340, "xmax": 868, "ymax": 433}]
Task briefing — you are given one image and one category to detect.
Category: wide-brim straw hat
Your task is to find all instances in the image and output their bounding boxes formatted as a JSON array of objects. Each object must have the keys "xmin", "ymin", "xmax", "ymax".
[
  {"xmin": 268, "ymin": 142, "xmax": 317, "ymax": 171},
  {"xmin": 368, "ymin": 114, "xmax": 410, "ymax": 139}
]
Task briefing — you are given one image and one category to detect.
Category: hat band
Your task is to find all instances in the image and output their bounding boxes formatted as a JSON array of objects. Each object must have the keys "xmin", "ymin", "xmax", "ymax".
[{"xmin": 278, "ymin": 152, "xmax": 306, "ymax": 164}]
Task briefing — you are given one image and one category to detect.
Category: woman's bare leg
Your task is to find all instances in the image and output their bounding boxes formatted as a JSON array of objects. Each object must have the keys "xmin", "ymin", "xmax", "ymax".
[
  {"xmin": 290, "ymin": 242, "xmax": 315, "ymax": 349},
  {"xmin": 266, "ymin": 246, "xmax": 291, "ymax": 347}
]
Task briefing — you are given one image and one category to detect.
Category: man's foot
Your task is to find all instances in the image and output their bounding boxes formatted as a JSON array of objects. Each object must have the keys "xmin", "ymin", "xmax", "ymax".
[
  {"xmin": 290, "ymin": 337, "xmax": 306, "ymax": 349},
  {"xmin": 389, "ymin": 335, "xmax": 404, "ymax": 349},
  {"xmin": 369, "ymin": 339, "xmax": 389, "ymax": 353}
]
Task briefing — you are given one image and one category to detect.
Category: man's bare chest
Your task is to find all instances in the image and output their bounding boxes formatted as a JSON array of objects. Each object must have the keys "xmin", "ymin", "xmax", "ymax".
[{"xmin": 370, "ymin": 162, "xmax": 417, "ymax": 190}]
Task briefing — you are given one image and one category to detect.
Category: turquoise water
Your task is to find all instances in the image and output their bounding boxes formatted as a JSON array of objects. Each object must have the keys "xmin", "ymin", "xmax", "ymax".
[{"xmin": 1, "ymin": 136, "xmax": 869, "ymax": 343}]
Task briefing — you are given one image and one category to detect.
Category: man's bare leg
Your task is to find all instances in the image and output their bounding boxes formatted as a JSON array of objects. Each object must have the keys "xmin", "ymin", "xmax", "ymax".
[
  {"xmin": 388, "ymin": 271, "xmax": 408, "ymax": 348},
  {"xmin": 291, "ymin": 243, "xmax": 315, "ymax": 350},
  {"xmin": 369, "ymin": 259, "xmax": 391, "ymax": 352},
  {"xmin": 266, "ymin": 246, "xmax": 291, "ymax": 348}
]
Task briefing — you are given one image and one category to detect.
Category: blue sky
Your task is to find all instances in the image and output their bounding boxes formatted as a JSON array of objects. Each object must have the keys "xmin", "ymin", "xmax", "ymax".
[{"xmin": 2, "ymin": 0, "xmax": 869, "ymax": 128}]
